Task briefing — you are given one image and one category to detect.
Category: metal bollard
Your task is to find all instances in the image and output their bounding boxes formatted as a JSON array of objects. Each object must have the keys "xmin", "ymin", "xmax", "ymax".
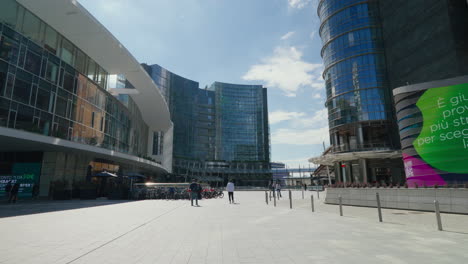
[
  {"xmin": 339, "ymin": 196, "xmax": 343, "ymax": 216},
  {"xmin": 289, "ymin": 190, "xmax": 292, "ymax": 209},
  {"xmin": 273, "ymin": 189, "xmax": 277, "ymax": 207},
  {"xmin": 302, "ymin": 189, "xmax": 304, "ymax": 199},
  {"xmin": 269, "ymin": 191, "xmax": 272, "ymax": 201},
  {"xmin": 265, "ymin": 191, "xmax": 268, "ymax": 205},
  {"xmin": 317, "ymin": 188, "xmax": 320, "ymax": 200},
  {"xmin": 311, "ymin": 195, "xmax": 314, "ymax": 212},
  {"xmin": 434, "ymin": 200, "xmax": 443, "ymax": 231},
  {"xmin": 376, "ymin": 192, "xmax": 383, "ymax": 222}
]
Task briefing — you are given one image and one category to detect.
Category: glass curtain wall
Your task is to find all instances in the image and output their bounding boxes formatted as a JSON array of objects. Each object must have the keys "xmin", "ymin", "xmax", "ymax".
[
  {"xmin": 213, "ymin": 82, "xmax": 269, "ymax": 162},
  {"xmin": 0, "ymin": 0, "xmax": 148, "ymax": 157},
  {"xmin": 319, "ymin": 0, "xmax": 396, "ymax": 153}
]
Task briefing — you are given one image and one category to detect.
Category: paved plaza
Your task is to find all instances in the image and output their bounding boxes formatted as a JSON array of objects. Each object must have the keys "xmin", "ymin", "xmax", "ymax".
[{"xmin": 1, "ymin": 191, "xmax": 468, "ymax": 264}]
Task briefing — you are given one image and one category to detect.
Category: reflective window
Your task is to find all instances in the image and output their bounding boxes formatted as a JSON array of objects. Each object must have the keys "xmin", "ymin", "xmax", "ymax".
[
  {"xmin": 44, "ymin": 25, "xmax": 58, "ymax": 54},
  {"xmin": 0, "ymin": 0, "xmax": 18, "ymax": 28},
  {"xmin": 21, "ymin": 11, "xmax": 41, "ymax": 43},
  {"xmin": 60, "ymin": 38, "xmax": 74, "ymax": 66},
  {"xmin": 45, "ymin": 60, "xmax": 58, "ymax": 83},
  {"xmin": 74, "ymin": 48, "xmax": 86, "ymax": 74},
  {"xmin": 24, "ymin": 50, "xmax": 41, "ymax": 75}
]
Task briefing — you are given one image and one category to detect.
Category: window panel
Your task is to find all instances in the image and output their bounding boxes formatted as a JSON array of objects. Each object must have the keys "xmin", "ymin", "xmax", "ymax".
[
  {"xmin": 21, "ymin": 10, "xmax": 41, "ymax": 43},
  {"xmin": 0, "ymin": 0, "xmax": 18, "ymax": 28},
  {"xmin": 44, "ymin": 25, "xmax": 58, "ymax": 54},
  {"xmin": 24, "ymin": 50, "xmax": 41, "ymax": 75},
  {"xmin": 60, "ymin": 38, "xmax": 74, "ymax": 66},
  {"xmin": 45, "ymin": 60, "xmax": 58, "ymax": 83}
]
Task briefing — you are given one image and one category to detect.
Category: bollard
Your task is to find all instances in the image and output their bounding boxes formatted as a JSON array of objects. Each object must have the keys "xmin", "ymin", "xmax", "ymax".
[
  {"xmin": 317, "ymin": 188, "xmax": 320, "ymax": 200},
  {"xmin": 265, "ymin": 191, "xmax": 268, "ymax": 205},
  {"xmin": 434, "ymin": 200, "xmax": 443, "ymax": 231},
  {"xmin": 339, "ymin": 196, "xmax": 343, "ymax": 216},
  {"xmin": 273, "ymin": 189, "xmax": 277, "ymax": 207},
  {"xmin": 269, "ymin": 191, "xmax": 272, "ymax": 201},
  {"xmin": 289, "ymin": 190, "xmax": 292, "ymax": 209},
  {"xmin": 302, "ymin": 189, "xmax": 304, "ymax": 199},
  {"xmin": 376, "ymin": 192, "xmax": 383, "ymax": 222},
  {"xmin": 311, "ymin": 195, "xmax": 314, "ymax": 212}
]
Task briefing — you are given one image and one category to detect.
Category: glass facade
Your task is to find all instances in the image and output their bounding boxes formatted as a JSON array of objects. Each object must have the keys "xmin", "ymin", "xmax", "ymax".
[
  {"xmin": 0, "ymin": 0, "xmax": 149, "ymax": 157},
  {"xmin": 212, "ymin": 82, "xmax": 269, "ymax": 163},
  {"xmin": 319, "ymin": 0, "xmax": 397, "ymax": 152},
  {"xmin": 143, "ymin": 64, "xmax": 271, "ymax": 184}
]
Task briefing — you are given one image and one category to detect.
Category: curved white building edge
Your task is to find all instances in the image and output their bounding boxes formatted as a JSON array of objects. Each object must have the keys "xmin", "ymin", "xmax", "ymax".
[{"xmin": 0, "ymin": 0, "xmax": 174, "ymax": 197}]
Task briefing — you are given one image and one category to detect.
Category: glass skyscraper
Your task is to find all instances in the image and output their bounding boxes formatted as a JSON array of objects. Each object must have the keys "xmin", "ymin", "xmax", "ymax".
[
  {"xmin": 212, "ymin": 82, "xmax": 269, "ymax": 163},
  {"xmin": 316, "ymin": 0, "xmax": 403, "ymax": 185},
  {"xmin": 315, "ymin": 0, "xmax": 468, "ymax": 186},
  {"xmin": 143, "ymin": 65, "xmax": 271, "ymax": 185}
]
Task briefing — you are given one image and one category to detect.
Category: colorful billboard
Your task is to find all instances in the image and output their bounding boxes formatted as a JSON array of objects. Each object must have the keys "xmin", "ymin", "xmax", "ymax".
[
  {"xmin": 394, "ymin": 78, "xmax": 468, "ymax": 187},
  {"xmin": 0, "ymin": 163, "xmax": 41, "ymax": 197}
]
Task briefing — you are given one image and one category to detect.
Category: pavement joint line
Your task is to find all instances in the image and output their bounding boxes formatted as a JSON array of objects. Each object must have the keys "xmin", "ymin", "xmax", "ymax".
[{"xmin": 65, "ymin": 203, "xmax": 185, "ymax": 264}]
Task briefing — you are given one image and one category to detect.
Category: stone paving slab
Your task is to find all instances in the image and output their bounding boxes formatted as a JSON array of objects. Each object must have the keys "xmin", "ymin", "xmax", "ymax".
[{"xmin": 1, "ymin": 191, "xmax": 468, "ymax": 264}]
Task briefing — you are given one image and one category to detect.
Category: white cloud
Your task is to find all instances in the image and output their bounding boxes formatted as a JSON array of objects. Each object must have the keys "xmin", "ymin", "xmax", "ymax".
[
  {"xmin": 288, "ymin": 0, "xmax": 313, "ymax": 9},
  {"xmin": 292, "ymin": 108, "xmax": 328, "ymax": 128},
  {"xmin": 309, "ymin": 30, "xmax": 317, "ymax": 40},
  {"xmin": 269, "ymin": 110, "xmax": 305, "ymax": 125},
  {"xmin": 312, "ymin": 93, "xmax": 321, "ymax": 99},
  {"xmin": 243, "ymin": 46, "xmax": 323, "ymax": 97},
  {"xmin": 269, "ymin": 108, "xmax": 329, "ymax": 146},
  {"xmin": 280, "ymin": 31, "xmax": 295, "ymax": 40},
  {"xmin": 272, "ymin": 126, "xmax": 329, "ymax": 145}
]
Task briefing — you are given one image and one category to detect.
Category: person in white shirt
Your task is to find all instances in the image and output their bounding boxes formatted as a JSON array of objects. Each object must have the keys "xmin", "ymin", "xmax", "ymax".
[{"xmin": 226, "ymin": 180, "xmax": 235, "ymax": 204}]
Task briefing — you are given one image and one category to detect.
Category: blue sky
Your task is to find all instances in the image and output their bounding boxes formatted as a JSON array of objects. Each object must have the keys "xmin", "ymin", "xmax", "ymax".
[{"xmin": 79, "ymin": 0, "xmax": 329, "ymax": 168}]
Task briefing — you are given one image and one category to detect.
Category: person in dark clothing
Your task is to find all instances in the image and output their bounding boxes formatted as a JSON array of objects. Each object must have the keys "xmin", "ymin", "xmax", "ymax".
[
  {"xmin": 304, "ymin": 183, "xmax": 307, "ymax": 191},
  {"xmin": 167, "ymin": 186, "xmax": 175, "ymax": 200},
  {"xmin": 9, "ymin": 183, "xmax": 20, "ymax": 203},
  {"xmin": 32, "ymin": 183, "xmax": 39, "ymax": 200},
  {"xmin": 189, "ymin": 179, "xmax": 199, "ymax": 206},
  {"xmin": 5, "ymin": 181, "xmax": 12, "ymax": 201}
]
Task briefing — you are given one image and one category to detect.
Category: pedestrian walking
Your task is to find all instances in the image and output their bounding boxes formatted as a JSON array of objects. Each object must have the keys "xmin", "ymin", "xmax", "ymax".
[
  {"xmin": 226, "ymin": 180, "xmax": 235, "ymax": 204},
  {"xmin": 167, "ymin": 186, "xmax": 175, "ymax": 200},
  {"xmin": 303, "ymin": 183, "xmax": 307, "ymax": 191},
  {"xmin": 270, "ymin": 181, "xmax": 275, "ymax": 198},
  {"xmin": 9, "ymin": 182, "xmax": 19, "ymax": 203},
  {"xmin": 189, "ymin": 179, "xmax": 199, "ymax": 206},
  {"xmin": 275, "ymin": 182, "xmax": 282, "ymax": 198}
]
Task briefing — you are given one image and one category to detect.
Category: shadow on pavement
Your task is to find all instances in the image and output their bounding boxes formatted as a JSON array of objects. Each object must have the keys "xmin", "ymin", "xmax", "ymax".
[{"xmin": 0, "ymin": 199, "xmax": 137, "ymax": 218}]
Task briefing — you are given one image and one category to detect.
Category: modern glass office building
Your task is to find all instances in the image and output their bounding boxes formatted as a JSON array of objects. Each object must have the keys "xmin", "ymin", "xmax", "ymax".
[
  {"xmin": 313, "ymin": 0, "xmax": 468, "ymax": 186},
  {"xmin": 313, "ymin": 0, "xmax": 403, "ymax": 185},
  {"xmin": 212, "ymin": 82, "xmax": 269, "ymax": 163},
  {"xmin": 0, "ymin": 0, "xmax": 172, "ymax": 198},
  {"xmin": 143, "ymin": 65, "xmax": 271, "ymax": 185}
]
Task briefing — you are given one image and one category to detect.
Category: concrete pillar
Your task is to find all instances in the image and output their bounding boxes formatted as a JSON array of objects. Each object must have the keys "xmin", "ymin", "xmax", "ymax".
[
  {"xmin": 360, "ymin": 159, "xmax": 368, "ymax": 183},
  {"xmin": 39, "ymin": 152, "xmax": 58, "ymax": 197}
]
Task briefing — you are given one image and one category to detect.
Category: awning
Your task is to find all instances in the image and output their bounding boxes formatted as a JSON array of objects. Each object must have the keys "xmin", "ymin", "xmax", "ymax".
[{"xmin": 308, "ymin": 150, "xmax": 402, "ymax": 166}]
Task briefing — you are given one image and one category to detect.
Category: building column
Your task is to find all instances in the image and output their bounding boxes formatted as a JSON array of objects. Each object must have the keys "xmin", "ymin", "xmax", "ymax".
[{"xmin": 360, "ymin": 158, "xmax": 368, "ymax": 183}]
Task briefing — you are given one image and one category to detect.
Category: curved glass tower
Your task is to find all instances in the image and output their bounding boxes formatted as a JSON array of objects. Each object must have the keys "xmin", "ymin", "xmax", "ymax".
[
  {"xmin": 318, "ymin": 0, "xmax": 402, "ymax": 184},
  {"xmin": 319, "ymin": 0, "xmax": 396, "ymax": 152}
]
